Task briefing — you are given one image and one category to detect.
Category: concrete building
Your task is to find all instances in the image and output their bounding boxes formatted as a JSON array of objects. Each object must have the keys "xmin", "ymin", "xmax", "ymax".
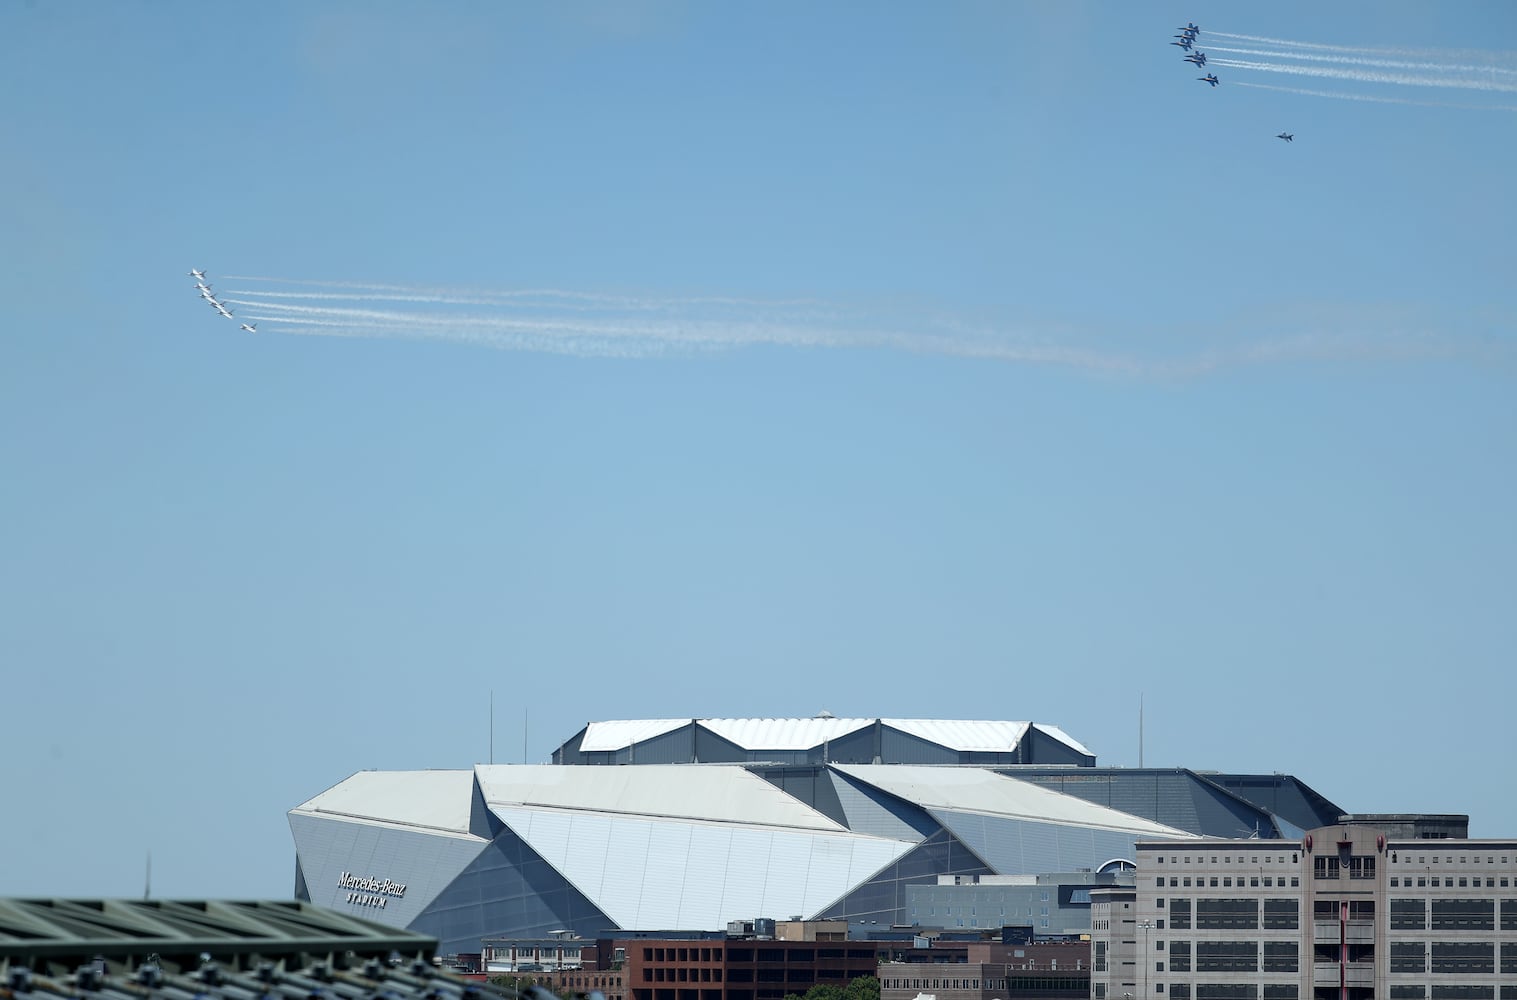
[
  {"xmin": 907, "ymin": 869, "xmax": 1134, "ymax": 936},
  {"xmin": 1089, "ymin": 815, "xmax": 1517, "ymax": 1000}
]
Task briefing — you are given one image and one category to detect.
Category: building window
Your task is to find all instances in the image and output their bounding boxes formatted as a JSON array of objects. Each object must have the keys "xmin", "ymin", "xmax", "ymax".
[
  {"xmin": 1390, "ymin": 941, "xmax": 1427, "ymax": 974},
  {"xmin": 1432, "ymin": 898, "xmax": 1495, "ymax": 930}
]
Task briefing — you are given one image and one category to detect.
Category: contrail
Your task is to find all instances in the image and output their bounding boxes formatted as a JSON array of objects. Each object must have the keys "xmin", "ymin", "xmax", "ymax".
[
  {"xmin": 1209, "ymin": 57, "xmax": 1517, "ymax": 92},
  {"xmin": 1230, "ymin": 79, "xmax": 1517, "ymax": 112}
]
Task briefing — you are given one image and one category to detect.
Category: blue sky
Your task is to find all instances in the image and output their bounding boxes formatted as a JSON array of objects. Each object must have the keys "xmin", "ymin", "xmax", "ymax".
[{"xmin": 2, "ymin": 1, "xmax": 1514, "ymax": 900}]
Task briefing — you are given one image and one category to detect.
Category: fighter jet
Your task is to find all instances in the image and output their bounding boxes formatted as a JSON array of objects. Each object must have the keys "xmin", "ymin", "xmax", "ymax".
[
  {"xmin": 1171, "ymin": 36, "xmax": 1194, "ymax": 50},
  {"xmin": 240, "ymin": 323, "xmax": 257, "ymax": 333},
  {"xmin": 214, "ymin": 302, "xmax": 234, "ymax": 319},
  {"xmin": 1197, "ymin": 74, "xmax": 1219, "ymax": 87},
  {"xmin": 1184, "ymin": 52, "xmax": 1207, "ymax": 67},
  {"xmin": 198, "ymin": 286, "xmax": 217, "ymax": 301},
  {"xmin": 1277, "ymin": 132, "xmax": 1294, "ymax": 142},
  {"xmin": 189, "ymin": 269, "xmax": 207, "ymax": 282}
]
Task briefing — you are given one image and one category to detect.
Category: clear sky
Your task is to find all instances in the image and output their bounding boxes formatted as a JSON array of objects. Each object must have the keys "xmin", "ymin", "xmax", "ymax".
[{"xmin": 2, "ymin": 1, "xmax": 1514, "ymax": 900}]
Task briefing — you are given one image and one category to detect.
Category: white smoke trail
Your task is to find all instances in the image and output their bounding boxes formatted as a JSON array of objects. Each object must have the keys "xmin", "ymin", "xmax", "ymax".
[
  {"xmin": 217, "ymin": 280, "xmax": 1514, "ymax": 378},
  {"xmin": 1201, "ymin": 44, "xmax": 1517, "ymax": 79},
  {"xmin": 1230, "ymin": 80, "xmax": 1517, "ymax": 112},
  {"xmin": 1208, "ymin": 31, "xmax": 1517, "ymax": 66},
  {"xmin": 225, "ymin": 275, "xmax": 823, "ymax": 310},
  {"xmin": 1209, "ymin": 57, "xmax": 1517, "ymax": 92},
  {"xmin": 226, "ymin": 293, "xmax": 1160, "ymax": 372}
]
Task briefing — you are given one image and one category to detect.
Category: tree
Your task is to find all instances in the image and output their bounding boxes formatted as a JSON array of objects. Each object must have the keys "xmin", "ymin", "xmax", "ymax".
[
  {"xmin": 785, "ymin": 979, "xmax": 876, "ymax": 1000},
  {"xmin": 844, "ymin": 974, "xmax": 880, "ymax": 1000}
]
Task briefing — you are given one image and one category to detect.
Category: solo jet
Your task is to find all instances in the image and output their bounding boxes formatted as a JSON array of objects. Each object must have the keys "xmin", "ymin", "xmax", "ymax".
[
  {"xmin": 1184, "ymin": 52, "xmax": 1207, "ymax": 66},
  {"xmin": 240, "ymin": 323, "xmax": 257, "ymax": 333},
  {"xmin": 1198, "ymin": 73, "xmax": 1219, "ymax": 87},
  {"xmin": 1171, "ymin": 36, "xmax": 1194, "ymax": 50},
  {"xmin": 1277, "ymin": 132, "xmax": 1294, "ymax": 142},
  {"xmin": 188, "ymin": 268, "xmax": 207, "ymax": 281}
]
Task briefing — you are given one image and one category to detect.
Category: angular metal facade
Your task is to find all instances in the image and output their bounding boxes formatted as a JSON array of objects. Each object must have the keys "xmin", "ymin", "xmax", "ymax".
[{"xmin": 291, "ymin": 762, "xmax": 1200, "ymax": 956}]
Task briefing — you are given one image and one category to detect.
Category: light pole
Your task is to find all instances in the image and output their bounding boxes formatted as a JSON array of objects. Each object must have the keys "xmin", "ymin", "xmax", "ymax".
[{"xmin": 1137, "ymin": 920, "xmax": 1153, "ymax": 996}]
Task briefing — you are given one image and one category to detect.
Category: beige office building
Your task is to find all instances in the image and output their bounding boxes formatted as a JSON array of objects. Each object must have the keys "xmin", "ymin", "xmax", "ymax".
[{"xmin": 1090, "ymin": 815, "xmax": 1517, "ymax": 1000}]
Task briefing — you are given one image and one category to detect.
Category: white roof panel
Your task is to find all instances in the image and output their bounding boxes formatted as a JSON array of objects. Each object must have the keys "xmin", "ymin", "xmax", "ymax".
[
  {"xmin": 492, "ymin": 805, "xmax": 913, "ymax": 929},
  {"xmin": 831, "ymin": 764, "xmax": 1196, "ymax": 838},
  {"xmin": 883, "ymin": 719, "xmax": 1031, "ymax": 752},
  {"xmin": 289, "ymin": 769, "xmax": 476, "ymax": 834},
  {"xmin": 475, "ymin": 764, "xmax": 849, "ymax": 832},
  {"xmin": 578, "ymin": 719, "xmax": 691, "ymax": 752},
  {"xmin": 573, "ymin": 718, "xmax": 1094, "ymax": 757},
  {"xmin": 700, "ymin": 717, "xmax": 875, "ymax": 751},
  {"xmin": 1031, "ymin": 723, "xmax": 1094, "ymax": 757}
]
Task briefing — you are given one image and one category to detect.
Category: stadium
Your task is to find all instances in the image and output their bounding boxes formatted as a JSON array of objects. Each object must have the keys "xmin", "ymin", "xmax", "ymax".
[{"xmin": 288, "ymin": 717, "xmax": 1344, "ymax": 955}]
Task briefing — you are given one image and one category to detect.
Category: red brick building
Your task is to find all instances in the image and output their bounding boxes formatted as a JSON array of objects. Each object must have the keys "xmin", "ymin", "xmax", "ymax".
[{"xmin": 625, "ymin": 937, "xmax": 878, "ymax": 1000}]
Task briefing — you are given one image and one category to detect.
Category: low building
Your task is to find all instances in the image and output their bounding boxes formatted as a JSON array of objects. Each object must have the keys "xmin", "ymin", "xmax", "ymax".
[
  {"xmin": 879, "ymin": 939, "xmax": 1089, "ymax": 1000},
  {"xmin": 1089, "ymin": 815, "xmax": 1517, "ymax": 1000}
]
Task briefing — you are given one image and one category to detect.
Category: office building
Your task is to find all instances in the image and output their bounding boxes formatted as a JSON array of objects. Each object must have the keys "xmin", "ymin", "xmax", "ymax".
[{"xmin": 1089, "ymin": 815, "xmax": 1517, "ymax": 1000}]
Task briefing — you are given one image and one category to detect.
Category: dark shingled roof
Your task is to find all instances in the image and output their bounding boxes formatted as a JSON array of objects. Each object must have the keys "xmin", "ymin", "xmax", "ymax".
[{"xmin": 1, "ymin": 899, "xmax": 534, "ymax": 1000}]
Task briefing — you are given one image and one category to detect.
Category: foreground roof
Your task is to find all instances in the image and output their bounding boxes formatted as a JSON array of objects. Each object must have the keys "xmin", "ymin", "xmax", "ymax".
[{"xmin": 0, "ymin": 899, "xmax": 436, "ymax": 966}]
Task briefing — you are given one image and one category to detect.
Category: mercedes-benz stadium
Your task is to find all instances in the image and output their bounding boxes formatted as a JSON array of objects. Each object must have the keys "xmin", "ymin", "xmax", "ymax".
[{"xmin": 288, "ymin": 717, "xmax": 1344, "ymax": 955}]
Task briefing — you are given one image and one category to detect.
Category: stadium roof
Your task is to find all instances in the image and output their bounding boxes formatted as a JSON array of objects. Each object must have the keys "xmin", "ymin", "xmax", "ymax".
[
  {"xmin": 474, "ymin": 763, "xmax": 851, "ymax": 832},
  {"xmin": 572, "ymin": 717, "xmax": 1090, "ymax": 756},
  {"xmin": 292, "ymin": 770, "xmax": 479, "ymax": 837},
  {"xmin": 832, "ymin": 765, "xmax": 1193, "ymax": 838}
]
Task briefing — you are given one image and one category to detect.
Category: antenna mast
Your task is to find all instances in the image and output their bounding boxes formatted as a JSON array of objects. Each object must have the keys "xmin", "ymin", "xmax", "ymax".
[{"xmin": 1139, "ymin": 692, "xmax": 1144, "ymax": 769}]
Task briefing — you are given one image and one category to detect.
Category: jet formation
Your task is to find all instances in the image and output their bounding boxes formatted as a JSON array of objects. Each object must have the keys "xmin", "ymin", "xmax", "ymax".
[
  {"xmin": 188, "ymin": 269, "xmax": 257, "ymax": 331},
  {"xmin": 1166, "ymin": 21, "xmax": 1290, "ymax": 141},
  {"xmin": 1169, "ymin": 23, "xmax": 1214, "ymax": 85}
]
